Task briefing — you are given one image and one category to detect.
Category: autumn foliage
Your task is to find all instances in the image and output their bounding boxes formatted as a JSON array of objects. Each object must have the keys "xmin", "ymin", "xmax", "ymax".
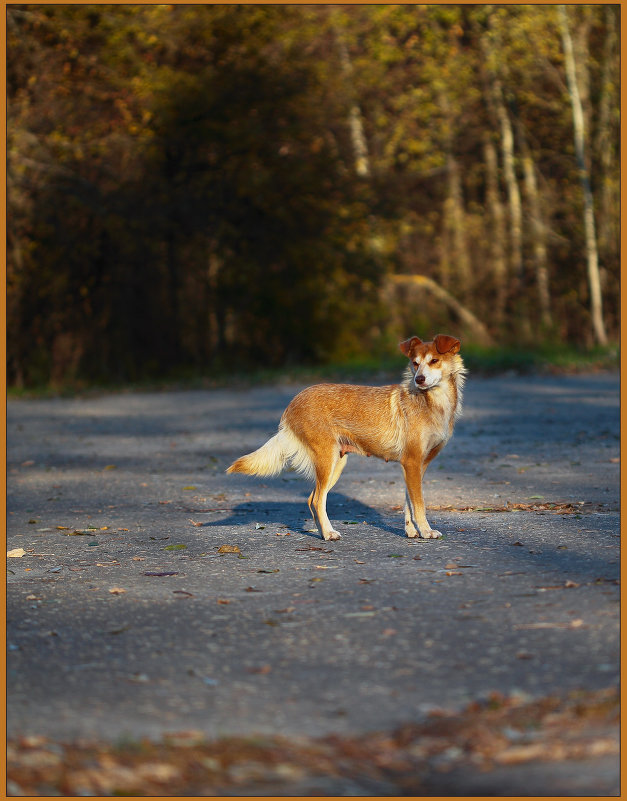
[{"xmin": 7, "ymin": 5, "xmax": 619, "ymax": 386}]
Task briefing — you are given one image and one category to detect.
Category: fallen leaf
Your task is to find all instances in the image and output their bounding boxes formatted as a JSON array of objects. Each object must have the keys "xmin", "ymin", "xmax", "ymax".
[
  {"xmin": 445, "ymin": 571, "xmax": 463, "ymax": 576},
  {"xmin": 218, "ymin": 544, "xmax": 240, "ymax": 554},
  {"xmin": 245, "ymin": 587, "xmax": 262, "ymax": 592},
  {"xmin": 107, "ymin": 625, "xmax": 130, "ymax": 635},
  {"xmin": 25, "ymin": 594, "xmax": 41, "ymax": 601},
  {"xmin": 189, "ymin": 520, "xmax": 204, "ymax": 527},
  {"xmin": 217, "ymin": 598, "xmax": 231, "ymax": 605},
  {"xmin": 104, "ymin": 465, "xmax": 117, "ymax": 470},
  {"xmin": 182, "ymin": 486, "xmax": 197, "ymax": 491},
  {"xmin": 296, "ymin": 546, "xmax": 332, "ymax": 553},
  {"xmin": 117, "ymin": 528, "xmax": 129, "ymax": 532},
  {"xmin": 28, "ymin": 519, "xmax": 38, "ymax": 524},
  {"xmin": 275, "ymin": 531, "xmax": 291, "ymax": 536},
  {"xmin": 257, "ymin": 568, "xmax": 279, "ymax": 574},
  {"xmin": 514, "ymin": 619, "xmax": 585, "ymax": 630},
  {"xmin": 109, "ymin": 587, "xmax": 126, "ymax": 594},
  {"xmin": 56, "ymin": 526, "xmax": 70, "ymax": 531},
  {"xmin": 173, "ymin": 590, "xmax": 193, "ymax": 597},
  {"xmin": 163, "ymin": 544, "xmax": 187, "ymax": 551},
  {"xmin": 7, "ymin": 548, "xmax": 26, "ymax": 558},
  {"xmin": 144, "ymin": 571, "xmax": 178, "ymax": 577},
  {"xmin": 132, "ymin": 557, "xmax": 145, "ymax": 561},
  {"xmin": 511, "ymin": 541, "xmax": 524, "ymax": 546},
  {"xmin": 247, "ymin": 665, "xmax": 271, "ymax": 674}
]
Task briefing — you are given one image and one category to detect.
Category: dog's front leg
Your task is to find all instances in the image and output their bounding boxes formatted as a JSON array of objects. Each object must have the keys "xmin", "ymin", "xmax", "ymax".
[{"xmin": 402, "ymin": 459, "xmax": 442, "ymax": 539}]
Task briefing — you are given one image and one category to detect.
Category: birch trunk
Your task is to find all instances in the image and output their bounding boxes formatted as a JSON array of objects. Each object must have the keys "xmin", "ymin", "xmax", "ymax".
[
  {"xmin": 559, "ymin": 5, "xmax": 608, "ymax": 345},
  {"xmin": 516, "ymin": 122, "xmax": 552, "ymax": 329},
  {"xmin": 335, "ymin": 31, "xmax": 370, "ymax": 178},
  {"xmin": 595, "ymin": 5, "xmax": 619, "ymax": 262},
  {"xmin": 438, "ymin": 90, "xmax": 471, "ymax": 293},
  {"xmin": 483, "ymin": 134, "xmax": 507, "ymax": 327},
  {"xmin": 389, "ymin": 274, "xmax": 493, "ymax": 346},
  {"xmin": 493, "ymin": 81, "xmax": 524, "ymax": 290}
]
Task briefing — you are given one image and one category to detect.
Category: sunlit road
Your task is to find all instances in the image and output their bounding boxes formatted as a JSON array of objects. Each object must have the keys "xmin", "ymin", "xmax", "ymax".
[{"xmin": 7, "ymin": 374, "xmax": 619, "ymax": 754}]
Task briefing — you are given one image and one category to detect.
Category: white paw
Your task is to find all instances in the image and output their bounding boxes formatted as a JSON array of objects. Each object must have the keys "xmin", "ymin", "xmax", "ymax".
[
  {"xmin": 421, "ymin": 529, "xmax": 442, "ymax": 539},
  {"xmin": 323, "ymin": 529, "xmax": 342, "ymax": 541},
  {"xmin": 405, "ymin": 527, "xmax": 419, "ymax": 538}
]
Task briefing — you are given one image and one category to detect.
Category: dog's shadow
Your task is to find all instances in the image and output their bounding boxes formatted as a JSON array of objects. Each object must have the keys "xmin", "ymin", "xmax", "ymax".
[{"xmin": 200, "ymin": 493, "xmax": 403, "ymax": 539}]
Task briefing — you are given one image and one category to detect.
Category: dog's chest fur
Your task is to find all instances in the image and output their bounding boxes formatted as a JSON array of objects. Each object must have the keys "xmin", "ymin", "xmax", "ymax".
[{"xmin": 399, "ymin": 371, "xmax": 462, "ymax": 455}]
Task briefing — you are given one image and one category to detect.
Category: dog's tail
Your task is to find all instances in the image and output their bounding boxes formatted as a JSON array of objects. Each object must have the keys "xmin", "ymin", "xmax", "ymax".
[{"xmin": 226, "ymin": 423, "xmax": 314, "ymax": 480}]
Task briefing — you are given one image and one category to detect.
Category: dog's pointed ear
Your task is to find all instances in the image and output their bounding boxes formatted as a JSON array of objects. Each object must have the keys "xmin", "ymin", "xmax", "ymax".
[
  {"xmin": 434, "ymin": 334, "xmax": 461, "ymax": 354},
  {"xmin": 399, "ymin": 336, "xmax": 422, "ymax": 358}
]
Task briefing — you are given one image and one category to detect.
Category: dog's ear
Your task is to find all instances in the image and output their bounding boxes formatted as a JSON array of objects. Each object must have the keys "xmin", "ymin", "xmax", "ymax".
[
  {"xmin": 434, "ymin": 334, "xmax": 461, "ymax": 354},
  {"xmin": 399, "ymin": 336, "xmax": 422, "ymax": 358}
]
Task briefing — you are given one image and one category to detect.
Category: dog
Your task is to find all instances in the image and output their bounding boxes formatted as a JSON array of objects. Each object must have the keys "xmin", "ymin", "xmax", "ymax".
[{"xmin": 227, "ymin": 334, "xmax": 465, "ymax": 541}]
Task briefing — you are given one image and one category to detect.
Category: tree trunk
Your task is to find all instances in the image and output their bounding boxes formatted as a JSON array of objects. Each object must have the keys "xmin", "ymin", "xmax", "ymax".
[
  {"xmin": 516, "ymin": 121, "xmax": 552, "ymax": 329},
  {"xmin": 438, "ymin": 90, "xmax": 471, "ymax": 293},
  {"xmin": 493, "ymin": 80, "xmax": 523, "ymax": 290},
  {"xmin": 335, "ymin": 30, "xmax": 370, "ymax": 178},
  {"xmin": 595, "ymin": 5, "xmax": 618, "ymax": 264},
  {"xmin": 559, "ymin": 4, "xmax": 608, "ymax": 345},
  {"xmin": 389, "ymin": 274, "xmax": 493, "ymax": 346},
  {"xmin": 483, "ymin": 133, "xmax": 508, "ymax": 327}
]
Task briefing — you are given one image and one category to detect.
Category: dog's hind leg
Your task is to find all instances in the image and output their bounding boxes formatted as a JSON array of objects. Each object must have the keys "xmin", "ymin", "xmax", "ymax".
[{"xmin": 309, "ymin": 448, "xmax": 346, "ymax": 541}]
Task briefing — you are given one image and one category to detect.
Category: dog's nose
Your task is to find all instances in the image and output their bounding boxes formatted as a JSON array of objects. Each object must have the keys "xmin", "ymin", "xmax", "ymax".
[{"xmin": 415, "ymin": 374, "xmax": 426, "ymax": 384}]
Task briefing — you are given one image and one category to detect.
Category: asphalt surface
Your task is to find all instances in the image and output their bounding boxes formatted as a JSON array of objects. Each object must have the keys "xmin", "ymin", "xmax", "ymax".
[{"xmin": 6, "ymin": 372, "xmax": 620, "ymax": 791}]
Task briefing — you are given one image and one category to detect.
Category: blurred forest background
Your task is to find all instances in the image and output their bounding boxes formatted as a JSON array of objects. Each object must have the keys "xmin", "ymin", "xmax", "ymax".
[{"xmin": 7, "ymin": 4, "xmax": 620, "ymax": 387}]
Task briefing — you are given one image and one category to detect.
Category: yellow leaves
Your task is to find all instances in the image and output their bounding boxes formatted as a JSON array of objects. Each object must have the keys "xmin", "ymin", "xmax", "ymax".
[
  {"xmin": 218, "ymin": 544, "xmax": 241, "ymax": 554},
  {"xmin": 7, "ymin": 548, "xmax": 26, "ymax": 558}
]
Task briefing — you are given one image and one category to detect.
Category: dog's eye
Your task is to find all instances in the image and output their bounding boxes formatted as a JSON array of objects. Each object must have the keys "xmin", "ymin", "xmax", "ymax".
[{"xmin": 429, "ymin": 358, "xmax": 439, "ymax": 366}]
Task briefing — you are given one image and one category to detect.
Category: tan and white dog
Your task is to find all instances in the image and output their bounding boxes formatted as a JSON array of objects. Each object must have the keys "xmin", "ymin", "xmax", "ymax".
[{"xmin": 227, "ymin": 335, "xmax": 466, "ymax": 541}]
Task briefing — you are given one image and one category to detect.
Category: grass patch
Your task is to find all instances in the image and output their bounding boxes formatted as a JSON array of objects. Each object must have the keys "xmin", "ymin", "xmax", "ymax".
[{"xmin": 7, "ymin": 344, "xmax": 619, "ymax": 399}]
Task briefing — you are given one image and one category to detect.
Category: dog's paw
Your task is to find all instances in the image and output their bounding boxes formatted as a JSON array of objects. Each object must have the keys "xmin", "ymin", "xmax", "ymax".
[
  {"xmin": 421, "ymin": 529, "xmax": 442, "ymax": 539},
  {"xmin": 405, "ymin": 527, "xmax": 419, "ymax": 538},
  {"xmin": 323, "ymin": 529, "xmax": 342, "ymax": 541}
]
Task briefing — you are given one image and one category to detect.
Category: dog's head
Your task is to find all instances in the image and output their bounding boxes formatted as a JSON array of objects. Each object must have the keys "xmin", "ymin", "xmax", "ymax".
[{"xmin": 399, "ymin": 334, "xmax": 461, "ymax": 391}]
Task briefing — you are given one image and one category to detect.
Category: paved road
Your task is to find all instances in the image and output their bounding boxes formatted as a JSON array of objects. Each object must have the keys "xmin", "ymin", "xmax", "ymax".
[{"xmin": 7, "ymin": 374, "xmax": 619, "ymax": 760}]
